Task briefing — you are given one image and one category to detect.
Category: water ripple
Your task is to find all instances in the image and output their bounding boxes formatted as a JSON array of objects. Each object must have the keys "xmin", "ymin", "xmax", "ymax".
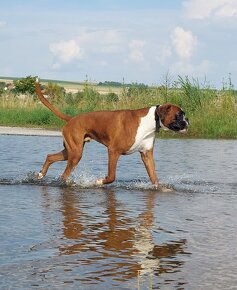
[{"xmin": 1, "ymin": 137, "xmax": 237, "ymax": 289}]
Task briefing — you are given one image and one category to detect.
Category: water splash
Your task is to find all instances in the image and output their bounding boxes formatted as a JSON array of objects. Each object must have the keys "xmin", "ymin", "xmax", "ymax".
[
  {"xmin": 70, "ymin": 172, "xmax": 98, "ymax": 188},
  {"xmin": 113, "ymin": 179, "xmax": 174, "ymax": 192},
  {"xmin": 0, "ymin": 171, "xmax": 230, "ymax": 193}
]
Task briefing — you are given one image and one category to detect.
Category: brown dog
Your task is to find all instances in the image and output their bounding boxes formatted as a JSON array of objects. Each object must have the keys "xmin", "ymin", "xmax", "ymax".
[{"xmin": 35, "ymin": 80, "xmax": 189, "ymax": 188}]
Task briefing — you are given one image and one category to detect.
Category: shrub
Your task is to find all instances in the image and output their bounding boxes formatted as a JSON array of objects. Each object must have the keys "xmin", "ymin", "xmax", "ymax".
[
  {"xmin": 44, "ymin": 82, "xmax": 65, "ymax": 104},
  {"xmin": 105, "ymin": 92, "xmax": 119, "ymax": 102},
  {"xmin": 127, "ymin": 83, "xmax": 149, "ymax": 98},
  {"xmin": 80, "ymin": 83, "xmax": 101, "ymax": 111},
  {"xmin": 13, "ymin": 76, "xmax": 37, "ymax": 96},
  {"xmin": 0, "ymin": 82, "xmax": 6, "ymax": 89}
]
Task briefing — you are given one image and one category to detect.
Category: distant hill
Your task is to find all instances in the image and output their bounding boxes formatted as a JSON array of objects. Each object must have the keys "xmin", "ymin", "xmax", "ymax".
[{"xmin": 0, "ymin": 76, "xmax": 84, "ymax": 86}]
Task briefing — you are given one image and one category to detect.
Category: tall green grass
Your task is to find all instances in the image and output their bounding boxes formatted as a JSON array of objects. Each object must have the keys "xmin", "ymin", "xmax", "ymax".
[
  {"xmin": 188, "ymin": 93, "xmax": 237, "ymax": 138},
  {"xmin": 0, "ymin": 97, "xmax": 64, "ymax": 128},
  {"xmin": 0, "ymin": 77, "xmax": 236, "ymax": 139}
]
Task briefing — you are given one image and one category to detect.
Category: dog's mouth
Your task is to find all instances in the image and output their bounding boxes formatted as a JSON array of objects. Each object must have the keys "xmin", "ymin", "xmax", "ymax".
[{"xmin": 168, "ymin": 117, "xmax": 189, "ymax": 133}]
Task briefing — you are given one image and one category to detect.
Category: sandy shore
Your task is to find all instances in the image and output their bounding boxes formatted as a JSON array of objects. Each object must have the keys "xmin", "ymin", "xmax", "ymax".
[{"xmin": 0, "ymin": 126, "xmax": 62, "ymax": 137}]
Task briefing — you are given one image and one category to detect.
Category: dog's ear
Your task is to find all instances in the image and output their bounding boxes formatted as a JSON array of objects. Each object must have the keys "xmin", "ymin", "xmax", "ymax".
[{"xmin": 156, "ymin": 103, "xmax": 172, "ymax": 120}]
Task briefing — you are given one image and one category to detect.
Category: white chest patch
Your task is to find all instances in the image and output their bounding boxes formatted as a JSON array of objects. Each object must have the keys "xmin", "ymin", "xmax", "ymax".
[{"xmin": 126, "ymin": 106, "xmax": 156, "ymax": 154}]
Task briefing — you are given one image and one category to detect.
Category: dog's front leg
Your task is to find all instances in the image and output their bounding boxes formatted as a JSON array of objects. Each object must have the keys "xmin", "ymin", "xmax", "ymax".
[
  {"xmin": 96, "ymin": 150, "xmax": 120, "ymax": 185},
  {"xmin": 140, "ymin": 149, "xmax": 159, "ymax": 188}
]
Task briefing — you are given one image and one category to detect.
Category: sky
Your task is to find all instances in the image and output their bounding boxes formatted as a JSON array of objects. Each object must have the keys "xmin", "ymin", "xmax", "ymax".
[{"xmin": 0, "ymin": 0, "xmax": 237, "ymax": 88}]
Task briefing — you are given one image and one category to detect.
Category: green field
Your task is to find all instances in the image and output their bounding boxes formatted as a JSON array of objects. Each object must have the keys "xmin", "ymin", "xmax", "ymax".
[{"xmin": 0, "ymin": 76, "xmax": 236, "ymax": 139}]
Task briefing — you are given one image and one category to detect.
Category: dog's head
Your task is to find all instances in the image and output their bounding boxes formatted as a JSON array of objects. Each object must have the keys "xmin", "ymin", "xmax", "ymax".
[{"xmin": 155, "ymin": 103, "xmax": 189, "ymax": 133}]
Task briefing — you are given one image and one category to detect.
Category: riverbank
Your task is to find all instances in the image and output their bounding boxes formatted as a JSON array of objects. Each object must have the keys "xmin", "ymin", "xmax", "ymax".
[
  {"xmin": 0, "ymin": 124, "xmax": 236, "ymax": 139},
  {"xmin": 0, "ymin": 126, "xmax": 61, "ymax": 136}
]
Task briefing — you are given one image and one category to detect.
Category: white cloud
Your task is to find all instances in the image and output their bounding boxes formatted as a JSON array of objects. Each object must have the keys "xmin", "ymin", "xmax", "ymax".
[
  {"xmin": 171, "ymin": 26, "xmax": 197, "ymax": 59},
  {"xmin": 49, "ymin": 40, "xmax": 84, "ymax": 63},
  {"xmin": 217, "ymin": 1, "xmax": 237, "ymax": 18},
  {"xmin": 129, "ymin": 40, "xmax": 146, "ymax": 62},
  {"xmin": 77, "ymin": 29, "xmax": 123, "ymax": 54},
  {"xmin": 183, "ymin": 0, "xmax": 237, "ymax": 19}
]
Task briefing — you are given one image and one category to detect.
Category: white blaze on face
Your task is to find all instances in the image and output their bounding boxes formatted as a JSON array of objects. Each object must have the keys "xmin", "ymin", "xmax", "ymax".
[
  {"xmin": 126, "ymin": 106, "xmax": 156, "ymax": 154},
  {"xmin": 181, "ymin": 110, "xmax": 189, "ymax": 132}
]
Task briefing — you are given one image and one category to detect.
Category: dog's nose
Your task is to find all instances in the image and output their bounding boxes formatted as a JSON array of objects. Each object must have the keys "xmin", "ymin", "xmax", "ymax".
[{"xmin": 185, "ymin": 118, "xmax": 189, "ymax": 126}]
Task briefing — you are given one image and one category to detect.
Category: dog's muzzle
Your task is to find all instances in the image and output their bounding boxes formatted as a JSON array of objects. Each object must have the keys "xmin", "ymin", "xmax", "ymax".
[{"xmin": 168, "ymin": 116, "xmax": 189, "ymax": 132}]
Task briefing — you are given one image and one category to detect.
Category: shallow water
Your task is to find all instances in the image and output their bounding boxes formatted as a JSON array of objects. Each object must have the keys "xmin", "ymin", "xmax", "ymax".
[{"xmin": 0, "ymin": 135, "xmax": 237, "ymax": 289}]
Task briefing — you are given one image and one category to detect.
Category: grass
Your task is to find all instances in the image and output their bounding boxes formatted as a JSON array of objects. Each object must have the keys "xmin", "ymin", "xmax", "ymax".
[
  {"xmin": 0, "ymin": 76, "xmax": 237, "ymax": 139},
  {"xmin": 188, "ymin": 94, "xmax": 237, "ymax": 139},
  {"xmin": 0, "ymin": 97, "xmax": 64, "ymax": 128}
]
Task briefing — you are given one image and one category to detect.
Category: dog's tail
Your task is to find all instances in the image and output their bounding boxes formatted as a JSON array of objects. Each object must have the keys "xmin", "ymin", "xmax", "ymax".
[{"xmin": 35, "ymin": 78, "xmax": 71, "ymax": 122}]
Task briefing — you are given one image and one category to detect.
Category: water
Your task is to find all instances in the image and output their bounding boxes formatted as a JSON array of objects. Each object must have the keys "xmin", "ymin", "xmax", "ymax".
[{"xmin": 0, "ymin": 135, "xmax": 237, "ymax": 289}]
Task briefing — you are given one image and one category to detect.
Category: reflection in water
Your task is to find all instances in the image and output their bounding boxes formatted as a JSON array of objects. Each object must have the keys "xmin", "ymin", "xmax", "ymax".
[
  {"xmin": 40, "ymin": 186, "xmax": 190, "ymax": 287},
  {"xmin": 134, "ymin": 192, "xmax": 188, "ymax": 278},
  {"xmin": 60, "ymin": 188, "xmax": 86, "ymax": 253},
  {"xmin": 151, "ymin": 240, "xmax": 188, "ymax": 275}
]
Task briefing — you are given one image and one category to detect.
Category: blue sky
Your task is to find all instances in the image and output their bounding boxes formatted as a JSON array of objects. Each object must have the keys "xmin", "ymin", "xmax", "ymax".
[{"xmin": 0, "ymin": 0, "xmax": 237, "ymax": 87}]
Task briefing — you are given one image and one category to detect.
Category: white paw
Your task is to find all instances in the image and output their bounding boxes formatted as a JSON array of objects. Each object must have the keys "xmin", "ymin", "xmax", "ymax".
[
  {"xmin": 160, "ymin": 186, "xmax": 173, "ymax": 193},
  {"xmin": 153, "ymin": 183, "xmax": 160, "ymax": 190},
  {"xmin": 96, "ymin": 178, "xmax": 104, "ymax": 185},
  {"xmin": 37, "ymin": 172, "xmax": 44, "ymax": 180}
]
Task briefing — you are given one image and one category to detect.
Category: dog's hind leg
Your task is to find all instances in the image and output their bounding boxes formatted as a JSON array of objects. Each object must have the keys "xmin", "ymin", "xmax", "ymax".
[
  {"xmin": 38, "ymin": 149, "xmax": 68, "ymax": 179},
  {"xmin": 60, "ymin": 142, "xmax": 85, "ymax": 181}
]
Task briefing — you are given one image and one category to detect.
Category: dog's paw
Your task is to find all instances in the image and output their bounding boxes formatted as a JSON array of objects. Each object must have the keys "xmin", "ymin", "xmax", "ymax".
[
  {"xmin": 160, "ymin": 186, "xmax": 173, "ymax": 192},
  {"xmin": 152, "ymin": 183, "xmax": 160, "ymax": 190},
  {"xmin": 154, "ymin": 184, "xmax": 174, "ymax": 192},
  {"xmin": 152, "ymin": 183, "xmax": 172, "ymax": 192},
  {"xmin": 96, "ymin": 178, "xmax": 104, "ymax": 185},
  {"xmin": 37, "ymin": 172, "xmax": 44, "ymax": 180}
]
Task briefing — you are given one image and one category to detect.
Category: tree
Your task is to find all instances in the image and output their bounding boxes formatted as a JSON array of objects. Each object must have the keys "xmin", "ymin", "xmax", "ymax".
[{"xmin": 13, "ymin": 76, "xmax": 37, "ymax": 95}]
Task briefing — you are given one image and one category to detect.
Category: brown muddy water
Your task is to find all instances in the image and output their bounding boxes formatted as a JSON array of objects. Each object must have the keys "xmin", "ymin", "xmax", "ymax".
[{"xmin": 0, "ymin": 135, "xmax": 237, "ymax": 290}]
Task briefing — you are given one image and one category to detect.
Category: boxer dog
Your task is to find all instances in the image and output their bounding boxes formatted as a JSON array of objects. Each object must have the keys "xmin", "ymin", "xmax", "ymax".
[{"xmin": 35, "ymin": 80, "xmax": 189, "ymax": 188}]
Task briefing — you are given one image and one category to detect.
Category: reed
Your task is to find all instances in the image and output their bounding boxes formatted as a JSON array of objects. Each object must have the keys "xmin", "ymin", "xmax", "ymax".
[{"xmin": 189, "ymin": 93, "xmax": 237, "ymax": 139}]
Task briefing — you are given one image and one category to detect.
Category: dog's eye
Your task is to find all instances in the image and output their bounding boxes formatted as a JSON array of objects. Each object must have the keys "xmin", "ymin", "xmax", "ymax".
[{"xmin": 176, "ymin": 112, "xmax": 183, "ymax": 120}]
